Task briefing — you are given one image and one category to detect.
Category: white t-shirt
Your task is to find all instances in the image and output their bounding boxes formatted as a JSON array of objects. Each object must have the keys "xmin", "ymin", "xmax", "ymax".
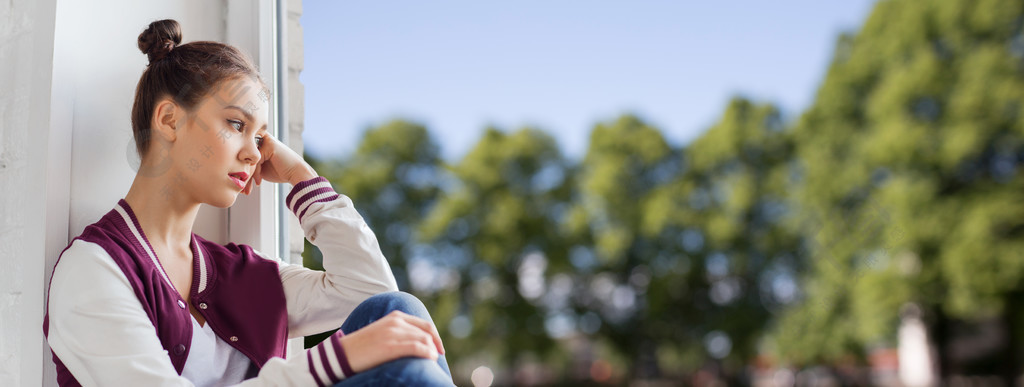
[{"xmin": 181, "ymin": 315, "xmax": 252, "ymax": 386}]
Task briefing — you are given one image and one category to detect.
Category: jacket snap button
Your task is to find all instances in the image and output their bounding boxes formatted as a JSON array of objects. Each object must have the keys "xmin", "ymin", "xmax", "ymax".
[
  {"xmin": 174, "ymin": 344, "xmax": 186, "ymax": 355},
  {"xmin": 177, "ymin": 300, "xmax": 186, "ymax": 309},
  {"xmin": 199, "ymin": 302, "xmax": 208, "ymax": 310},
  {"xmin": 230, "ymin": 336, "xmax": 238, "ymax": 342}
]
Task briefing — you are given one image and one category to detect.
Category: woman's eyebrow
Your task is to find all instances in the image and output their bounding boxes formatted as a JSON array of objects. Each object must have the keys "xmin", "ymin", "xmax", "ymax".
[
  {"xmin": 224, "ymin": 105, "xmax": 255, "ymax": 123},
  {"xmin": 224, "ymin": 105, "xmax": 269, "ymax": 131}
]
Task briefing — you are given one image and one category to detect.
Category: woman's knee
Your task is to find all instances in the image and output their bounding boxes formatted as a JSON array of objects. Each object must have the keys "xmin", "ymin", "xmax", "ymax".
[
  {"xmin": 363, "ymin": 291, "xmax": 430, "ymax": 319},
  {"xmin": 343, "ymin": 291, "xmax": 434, "ymax": 334}
]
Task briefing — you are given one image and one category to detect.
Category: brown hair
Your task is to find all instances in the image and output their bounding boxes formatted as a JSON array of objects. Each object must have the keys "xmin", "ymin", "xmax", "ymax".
[{"xmin": 131, "ymin": 19, "xmax": 264, "ymax": 156}]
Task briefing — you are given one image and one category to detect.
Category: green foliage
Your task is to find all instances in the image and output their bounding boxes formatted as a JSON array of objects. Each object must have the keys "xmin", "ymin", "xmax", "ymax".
[
  {"xmin": 676, "ymin": 99, "xmax": 799, "ymax": 369},
  {"xmin": 417, "ymin": 126, "xmax": 572, "ymax": 368},
  {"xmin": 302, "ymin": 0, "xmax": 1024, "ymax": 380},
  {"xmin": 304, "ymin": 119, "xmax": 443, "ymax": 290},
  {"xmin": 772, "ymin": 0, "xmax": 1024, "ymax": 366},
  {"xmin": 571, "ymin": 114, "xmax": 676, "ymax": 263}
]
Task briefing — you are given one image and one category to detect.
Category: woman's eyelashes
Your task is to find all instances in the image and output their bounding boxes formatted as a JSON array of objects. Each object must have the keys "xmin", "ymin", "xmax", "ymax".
[
  {"xmin": 228, "ymin": 119, "xmax": 263, "ymax": 148},
  {"xmin": 228, "ymin": 119, "xmax": 245, "ymax": 132}
]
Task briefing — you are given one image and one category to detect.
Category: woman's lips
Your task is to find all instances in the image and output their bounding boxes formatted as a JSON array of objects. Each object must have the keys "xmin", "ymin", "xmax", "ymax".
[
  {"xmin": 229, "ymin": 175, "xmax": 246, "ymax": 190},
  {"xmin": 228, "ymin": 172, "xmax": 249, "ymax": 190}
]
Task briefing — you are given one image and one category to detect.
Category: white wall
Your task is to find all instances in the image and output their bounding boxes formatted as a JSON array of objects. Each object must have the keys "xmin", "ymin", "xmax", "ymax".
[
  {"xmin": 57, "ymin": 1, "xmax": 231, "ymax": 243},
  {"xmin": 1, "ymin": 1, "xmax": 57, "ymax": 385},
  {"xmin": 0, "ymin": 0, "xmax": 298, "ymax": 385}
]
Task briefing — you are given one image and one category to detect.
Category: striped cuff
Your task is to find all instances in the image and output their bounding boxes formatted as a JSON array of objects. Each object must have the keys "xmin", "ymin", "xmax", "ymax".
[
  {"xmin": 306, "ymin": 330, "xmax": 354, "ymax": 386},
  {"xmin": 286, "ymin": 176, "xmax": 341, "ymax": 221}
]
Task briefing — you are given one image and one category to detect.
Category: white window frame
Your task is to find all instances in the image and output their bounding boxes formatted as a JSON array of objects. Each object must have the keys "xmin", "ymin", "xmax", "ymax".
[
  {"xmin": 224, "ymin": 0, "xmax": 288, "ymax": 261},
  {"xmin": 224, "ymin": 0, "xmax": 304, "ymax": 358}
]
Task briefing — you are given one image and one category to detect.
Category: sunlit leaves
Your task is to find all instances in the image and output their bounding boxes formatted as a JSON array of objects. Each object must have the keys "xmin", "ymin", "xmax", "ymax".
[{"xmin": 772, "ymin": 0, "xmax": 1024, "ymax": 366}]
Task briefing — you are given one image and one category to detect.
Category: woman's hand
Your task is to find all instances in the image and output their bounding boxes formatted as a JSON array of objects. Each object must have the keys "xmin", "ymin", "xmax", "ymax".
[
  {"xmin": 242, "ymin": 133, "xmax": 317, "ymax": 195},
  {"xmin": 339, "ymin": 310, "xmax": 446, "ymax": 373}
]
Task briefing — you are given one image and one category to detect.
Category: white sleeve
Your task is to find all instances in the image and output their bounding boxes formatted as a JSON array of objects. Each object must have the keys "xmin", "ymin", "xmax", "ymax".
[
  {"xmin": 275, "ymin": 176, "xmax": 399, "ymax": 338},
  {"xmin": 240, "ymin": 330, "xmax": 354, "ymax": 386},
  {"xmin": 47, "ymin": 239, "xmax": 193, "ymax": 386},
  {"xmin": 48, "ymin": 240, "xmax": 358, "ymax": 387}
]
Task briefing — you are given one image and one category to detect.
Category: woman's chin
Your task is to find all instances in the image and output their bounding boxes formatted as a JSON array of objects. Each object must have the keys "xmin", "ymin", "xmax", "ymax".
[{"xmin": 207, "ymin": 192, "xmax": 240, "ymax": 208}]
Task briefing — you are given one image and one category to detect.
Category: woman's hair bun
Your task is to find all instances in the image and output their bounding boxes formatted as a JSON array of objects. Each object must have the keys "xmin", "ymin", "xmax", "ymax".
[{"xmin": 138, "ymin": 19, "xmax": 182, "ymax": 65}]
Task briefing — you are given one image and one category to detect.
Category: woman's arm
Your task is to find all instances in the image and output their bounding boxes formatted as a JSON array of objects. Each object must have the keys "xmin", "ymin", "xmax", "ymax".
[
  {"xmin": 272, "ymin": 177, "xmax": 399, "ymax": 337},
  {"xmin": 248, "ymin": 135, "xmax": 443, "ymax": 377},
  {"xmin": 245, "ymin": 134, "xmax": 398, "ymax": 336}
]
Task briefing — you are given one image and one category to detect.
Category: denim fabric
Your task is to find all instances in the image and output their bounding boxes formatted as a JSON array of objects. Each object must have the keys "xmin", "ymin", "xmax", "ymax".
[{"xmin": 332, "ymin": 292, "xmax": 454, "ymax": 387}]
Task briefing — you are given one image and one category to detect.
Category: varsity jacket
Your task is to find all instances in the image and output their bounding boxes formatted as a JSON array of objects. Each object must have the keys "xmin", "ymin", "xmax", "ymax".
[{"xmin": 43, "ymin": 177, "xmax": 398, "ymax": 386}]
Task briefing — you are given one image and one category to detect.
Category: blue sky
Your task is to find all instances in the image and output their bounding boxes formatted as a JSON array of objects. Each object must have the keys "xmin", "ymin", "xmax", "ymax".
[{"xmin": 301, "ymin": 1, "xmax": 878, "ymax": 161}]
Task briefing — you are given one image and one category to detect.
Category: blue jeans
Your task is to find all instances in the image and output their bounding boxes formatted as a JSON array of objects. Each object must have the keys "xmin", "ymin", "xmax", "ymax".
[{"xmin": 331, "ymin": 292, "xmax": 454, "ymax": 387}]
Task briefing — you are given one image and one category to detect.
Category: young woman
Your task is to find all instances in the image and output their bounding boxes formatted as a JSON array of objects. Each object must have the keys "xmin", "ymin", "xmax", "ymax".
[{"xmin": 42, "ymin": 19, "xmax": 453, "ymax": 386}]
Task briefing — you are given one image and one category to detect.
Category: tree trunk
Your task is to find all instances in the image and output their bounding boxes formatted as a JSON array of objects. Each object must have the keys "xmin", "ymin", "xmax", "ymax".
[
  {"xmin": 1001, "ymin": 291, "xmax": 1023, "ymax": 385},
  {"xmin": 930, "ymin": 305, "xmax": 950, "ymax": 382}
]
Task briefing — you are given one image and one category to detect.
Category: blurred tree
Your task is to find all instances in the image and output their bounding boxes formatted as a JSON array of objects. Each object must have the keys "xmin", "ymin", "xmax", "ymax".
[
  {"xmin": 681, "ymin": 99, "xmax": 800, "ymax": 374},
  {"xmin": 563, "ymin": 114, "xmax": 687, "ymax": 378},
  {"xmin": 297, "ymin": 2, "xmax": 1024, "ymax": 382},
  {"xmin": 772, "ymin": 0, "xmax": 1024, "ymax": 381},
  {"xmin": 308, "ymin": 119, "xmax": 442, "ymax": 288},
  {"xmin": 301, "ymin": 119, "xmax": 443, "ymax": 345},
  {"xmin": 417, "ymin": 127, "xmax": 573, "ymax": 376},
  {"xmin": 567, "ymin": 105, "xmax": 797, "ymax": 379}
]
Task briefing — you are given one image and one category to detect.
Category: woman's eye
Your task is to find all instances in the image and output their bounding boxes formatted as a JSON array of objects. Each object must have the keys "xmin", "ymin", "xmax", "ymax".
[
  {"xmin": 228, "ymin": 120, "xmax": 244, "ymax": 132},
  {"xmin": 255, "ymin": 136, "xmax": 264, "ymax": 147}
]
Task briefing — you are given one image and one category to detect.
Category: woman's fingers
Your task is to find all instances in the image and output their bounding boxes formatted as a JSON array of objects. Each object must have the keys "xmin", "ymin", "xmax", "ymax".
[
  {"xmin": 393, "ymin": 312, "xmax": 446, "ymax": 354},
  {"xmin": 408, "ymin": 338, "xmax": 439, "ymax": 360},
  {"xmin": 254, "ymin": 135, "xmax": 285, "ymax": 185},
  {"xmin": 243, "ymin": 132, "xmax": 316, "ymax": 185},
  {"xmin": 388, "ymin": 335, "xmax": 438, "ymax": 360},
  {"xmin": 429, "ymin": 320, "xmax": 445, "ymax": 354},
  {"xmin": 384, "ymin": 324, "xmax": 430, "ymax": 341},
  {"xmin": 242, "ymin": 175, "xmax": 253, "ymax": 195},
  {"xmin": 252, "ymin": 133, "xmax": 272, "ymax": 186},
  {"xmin": 242, "ymin": 163, "xmax": 261, "ymax": 195},
  {"xmin": 378, "ymin": 312, "xmax": 442, "ymax": 360},
  {"xmin": 340, "ymin": 313, "xmax": 443, "ymax": 373},
  {"xmin": 254, "ymin": 161, "xmax": 263, "ymax": 186}
]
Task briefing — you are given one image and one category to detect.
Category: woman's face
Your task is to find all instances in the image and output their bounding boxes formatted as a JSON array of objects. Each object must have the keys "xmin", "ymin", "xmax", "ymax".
[{"xmin": 165, "ymin": 76, "xmax": 270, "ymax": 208}]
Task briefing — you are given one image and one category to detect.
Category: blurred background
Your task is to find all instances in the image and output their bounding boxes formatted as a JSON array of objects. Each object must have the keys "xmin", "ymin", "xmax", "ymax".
[{"xmin": 298, "ymin": 0, "xmax": 1024, "ymax": 385}]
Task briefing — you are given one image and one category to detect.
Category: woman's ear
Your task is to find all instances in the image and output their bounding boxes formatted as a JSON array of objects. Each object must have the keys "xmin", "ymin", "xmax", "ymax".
[{"xmin": 151, "ymin": 98, "xmax": 182, "ymax": 142}]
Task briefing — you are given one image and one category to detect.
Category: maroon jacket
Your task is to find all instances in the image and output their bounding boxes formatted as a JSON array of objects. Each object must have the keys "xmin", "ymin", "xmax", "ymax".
[
  {"xmin": 43, "ymin": 199, "xmax": 288, "ymax": 385},
  {"xmin": 44, "ymin": 177, "xmax": 378, "ymax": 386}
]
